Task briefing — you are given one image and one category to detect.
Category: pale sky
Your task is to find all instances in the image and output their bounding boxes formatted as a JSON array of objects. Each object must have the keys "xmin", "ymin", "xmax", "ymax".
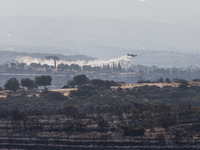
[
  {"xmin": 1, "ymin": 0, "xmax": 200, "ymax": 22},
  {"xmin": 0, "ymin": 0, "xmax": 200, "ymax": 56}
]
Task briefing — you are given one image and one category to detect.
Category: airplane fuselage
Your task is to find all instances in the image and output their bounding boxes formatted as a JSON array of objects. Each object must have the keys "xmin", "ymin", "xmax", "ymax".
[{"xmin": 127, "ymin": 53, "xmax": 137, "ymax": 57}]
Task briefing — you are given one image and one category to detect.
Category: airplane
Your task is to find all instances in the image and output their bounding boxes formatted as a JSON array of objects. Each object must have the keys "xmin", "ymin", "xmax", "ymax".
[{"xmin": 127, "ymin": 53, "xmax": 137, "ymax": 57}]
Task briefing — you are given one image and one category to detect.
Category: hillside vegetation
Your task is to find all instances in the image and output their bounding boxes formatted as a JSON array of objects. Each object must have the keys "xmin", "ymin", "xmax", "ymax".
[{"xmin": 0, "ymin": 76, "xmax": 200, "ymax": 149}]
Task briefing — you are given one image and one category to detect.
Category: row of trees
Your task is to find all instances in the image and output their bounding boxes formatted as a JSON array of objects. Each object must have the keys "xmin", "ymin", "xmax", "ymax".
[
  {"xmin": 3, "ymin": 75, "xmax": 52, "ymax": 91},
  {"xmin": 2, "ymin": 74, "xmax": 118, "ymax": 92},
  {"xmin": 65, "ymin": 74, "xmax": 118, "ymax": 88}
]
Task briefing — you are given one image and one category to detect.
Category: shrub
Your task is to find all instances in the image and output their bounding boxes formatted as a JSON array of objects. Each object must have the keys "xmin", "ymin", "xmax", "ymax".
[
  {"xmin": 121, "ymin": 125, "xmax": 145, "ymax": 136},
  {"xmin": 40, "ymin": 91, "xmax": 65, "ymax": 101},
  {"xmin": 96, "ymin": 115, "xmax": 109, "ymax": 128},
  {"xmin": 63, "ymin": 105, "xmax": 79, "ymax": 116},
  {"xmin": 4, "ymin": 78, "xmax": 20, "ymax": 92},
  {"xmin": 0, "ymin": 87, "xmax": 3, "ymax": 91}
]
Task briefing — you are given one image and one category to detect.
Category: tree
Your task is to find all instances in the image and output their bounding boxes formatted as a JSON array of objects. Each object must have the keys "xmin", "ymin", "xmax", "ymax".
[
  {"xmin": 165, "ymin": 78, "xmax": 171, "ymax": 83},
  {"xmin": 4, "ymin": 78, "xmax": 20, "ymax": 92},
  {"xmin": 68, "ymin": 74, "xmax": 89, "ymax": 87},
  {"xmin": 96, "ymin": 115, "xmax": 108, "ymax": 127},
  {"xmin": 63, "ymin": 105, "xmax": 79, "ymax": 117},
  {"xmin": 45, "ymin": 56, "xmax": 60, "ymax": 68},
  {"xmin": 30, "ymin": 63, "xmax": 41, "ymax": 69},
  {"xmin": 10, "ymin": 63, "xmax": 16, "ymax": 69},
  {"xmin": 40, "ymin": 91, "xmax": 65, "ymax": 100},
  {"xmin": 69, "ymin": 64, "xmax": 81, "ymax": 71},
  {"xmin": 17, "ymin": 63, "xmax": 26, "ymax": 69},
  {"xmin": 178, "ymin": 79, "xmax": 189, "ymax": 90},
  {"xmin": 121, "ymin": 125, "xmax": 145, "ymax": 136},
  {"xmin": 67, "ymin": 80, "xmax": 76, "ymax": 88},
  {"xmin": 21, "ymin": 78, "xmax": 36, "ymax": 90},
  {"xmin": 35, "ymin": 75, "xmax": 52, "ymax": 90},
  {"xmin": 57, "ymin": 63, "xmax": 67, "ymax": 71},
  {"xmin": 90, "ymin": 79, "xmax": 117, "ymax": 89}
]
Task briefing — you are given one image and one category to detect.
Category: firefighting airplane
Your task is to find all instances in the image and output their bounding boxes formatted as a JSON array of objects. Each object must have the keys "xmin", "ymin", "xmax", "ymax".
[{"xmin": 127, "ymin": 53, "xmax": 137, "ymax": 57}]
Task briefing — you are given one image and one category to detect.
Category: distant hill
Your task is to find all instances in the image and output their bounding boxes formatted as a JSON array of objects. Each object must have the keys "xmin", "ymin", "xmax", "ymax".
[
  {"xmin": 0, "ymin": 16, "xmax": 199, "ymax": 57},
  {"xmin": 0, "ymin": 51, "xmax": 96, "ymax": 64},
  {"xmin": 1, "ymin": 50, "xmax": 200, "ymax": 68}
]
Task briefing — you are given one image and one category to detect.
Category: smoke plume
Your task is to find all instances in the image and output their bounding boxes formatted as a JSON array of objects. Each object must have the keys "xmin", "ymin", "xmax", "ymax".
[{"xmin": 15, "ymin": 55, "xmax": 132, "ymax": 69}]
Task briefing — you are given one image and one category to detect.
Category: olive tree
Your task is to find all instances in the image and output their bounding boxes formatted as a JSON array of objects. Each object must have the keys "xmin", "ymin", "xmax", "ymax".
[
  {"xmin": 67, "ymin": 74, "xmax": 89, "ymax": 87},
  {"xmin": 35, "ymin": 75, "xmax": 52, "ymax": 90},
  {"xmin": 4, "ymin": 78, "xmax": 20, "ymax": 92},
  {"xmin": 21, "ymin": 78, "xmax": 37, "ymax": 90}
]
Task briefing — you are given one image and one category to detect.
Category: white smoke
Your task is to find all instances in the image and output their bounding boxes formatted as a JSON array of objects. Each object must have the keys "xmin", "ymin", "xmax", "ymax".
[{"xmin": 15, "ymin": 55, "xmax": 132, "ymax": 69}]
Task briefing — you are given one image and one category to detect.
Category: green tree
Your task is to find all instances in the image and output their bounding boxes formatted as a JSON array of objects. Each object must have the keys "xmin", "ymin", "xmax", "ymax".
[
  {"xmin": 35, "ymin": 75, "xmax": 52, "ymax": 90},
  {"xmin": 68, "ymin": 74, "xmax": 89, "ymax": 87},
  {"xmin": 179, "ymin": 79, "xmax": 189, "ymax": 90},
  {"xmin": 4, "ymin": 78, "xmax": 20, "ymax": 92},
  {"xmin": 21, "ymin": 78, "xmax": 37, "ymax": 90},
  {"xmin": 63, "ymin": 105, "xmax": 79, "ymax": 117},
  {"xmin": 67, "ymin": 80, "xmax": 76, "ymax": 87}
]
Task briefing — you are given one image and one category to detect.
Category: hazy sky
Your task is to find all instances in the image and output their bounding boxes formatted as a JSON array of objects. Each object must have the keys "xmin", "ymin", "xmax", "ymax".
[
  {"xmin": 1, "ymin": 0, "xmax": 200, "ymax": 22},
  {"xmin": 0, "ymin": 0, "xmax": 200, "ymax": 56}
]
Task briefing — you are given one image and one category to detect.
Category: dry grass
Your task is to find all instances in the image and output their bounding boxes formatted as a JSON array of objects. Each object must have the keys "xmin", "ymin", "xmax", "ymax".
[
  {"xmin": 112, "ymin": 82, "xmax": 179, "ymax": 90},
  {"xmin": 112, "ymin": 82, "xmax": 200, "ymax": 90},
  {"xmin": 50, "ymin": 88, "xmax": 77, "ymax": 96},
  {"xmin": 0, "ymin": 88, "xmax": 77, "ymax": 98}
]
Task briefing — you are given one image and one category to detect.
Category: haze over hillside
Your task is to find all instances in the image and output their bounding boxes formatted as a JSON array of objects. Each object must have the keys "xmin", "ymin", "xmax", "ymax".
[
  {"xmin": 0, "ymin": 16, "xmax": 199, "ymax": 59},
  {"xmin": 0, "ymin": 0, "xmax": 199, "ymax": 68},
  {"xmin": 1, "ymin": 51, "xmax": 200, "ymax": 68}
]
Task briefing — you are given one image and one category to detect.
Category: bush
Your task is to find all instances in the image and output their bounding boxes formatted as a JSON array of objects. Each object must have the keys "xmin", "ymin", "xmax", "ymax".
[
  {"xmin": 96, "ymin": 115, "xmax": 109, "ymax": 128},
  {"xmin": 63, "ymin": 105, "xmax": 79, "ymax": 116},
  {"xmin": 11, "ymin": 108, "xmax": 26, "ymax": 121},
  {"xmin": 70, "ymin": 89, "xmax": 95, "ymax": 97},
  {"xmin": 40, "ymin": 91, "xmax": 65, "ymax": 101},
  {"xmin": 0, "ymin": 87, "xmax": 3, "ymax": 91},
  {"xmin": 62, "ymin": 85, "xmax": 70, "ymax": 89},
  {"xmin": 193, "ymin": 78, "xmax": 200, "ymax": 82},
  {"xmin": 121, "ymin": 125, "xmax": 145, "ymax": 136},
  {"xmin": 4, "ymin": 78, "xmax": 20, "ymax": 92}
]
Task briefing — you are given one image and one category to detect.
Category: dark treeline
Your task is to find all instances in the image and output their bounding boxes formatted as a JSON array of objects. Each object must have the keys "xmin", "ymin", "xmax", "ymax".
[
  {"xmin": 1, "ymin": 61, "xmax": 200, "ymax": 83},
  {"xmin": 1, "ymin": 75, "xmax": 200, "ymax": 117}
]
